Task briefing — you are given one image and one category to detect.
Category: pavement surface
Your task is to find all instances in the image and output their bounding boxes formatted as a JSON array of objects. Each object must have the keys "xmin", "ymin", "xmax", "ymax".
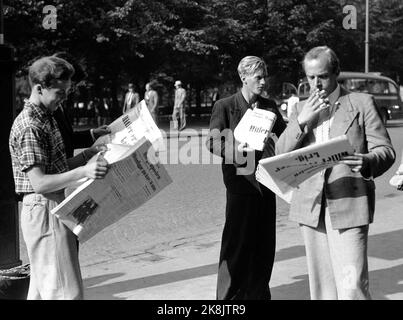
[{"xmin": 16, "ymin": 117, "xmax": 403, "ymax": 300}]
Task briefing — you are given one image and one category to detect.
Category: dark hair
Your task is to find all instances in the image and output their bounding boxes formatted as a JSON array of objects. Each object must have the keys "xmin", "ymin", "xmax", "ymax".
[
  {"xmin": 302, "ymin": 46, "xmax": 340, "ymax": 76},
  {"xmin": 52, "ymin": 52, "xmax": 87, "ymax": 83},
  {"xmin": 28, "ymin": 56, "xmax": 75, "ymax": 88}
]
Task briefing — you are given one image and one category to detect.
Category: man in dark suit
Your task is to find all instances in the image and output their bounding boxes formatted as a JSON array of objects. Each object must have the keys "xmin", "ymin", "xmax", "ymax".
[
  {"xmin": 276, "ymin": 46, "xmax": 395, "ymax": 299},
  {"xmin": 206, "ymin": 56, "xmax": 286, "ymax": 300},
  {"xmin": 52, "ymin": 52, "xmax": 110, "ymax": 160}
]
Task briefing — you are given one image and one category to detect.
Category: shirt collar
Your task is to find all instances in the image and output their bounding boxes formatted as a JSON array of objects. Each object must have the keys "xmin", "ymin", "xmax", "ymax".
[{"xmin": 24, "ymin": 99, "xmax": 54, "ymax": 117}]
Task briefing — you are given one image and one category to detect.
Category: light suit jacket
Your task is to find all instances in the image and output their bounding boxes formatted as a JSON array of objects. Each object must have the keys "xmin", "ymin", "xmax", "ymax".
[{"xmin": 275, "ymin": 88, "xmax": 395, "ymax": 229}]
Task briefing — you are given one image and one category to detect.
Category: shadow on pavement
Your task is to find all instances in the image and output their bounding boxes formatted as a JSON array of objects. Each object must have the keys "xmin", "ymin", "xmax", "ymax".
[
  {"xmin": 370, "ymin": 264, "xmax": 403, "ymax": 300},
  {"xmin": 275, "ymin": 245, "xmax": 305, "ymax": 262},
  {"xmin": 369, "ymin": 229, "xmax": 403, "ymax": 260},
  {"xmin": 84, "ymin": 263, "xmax": 218, "ymax": 299},
  {"xmin": 83, "ymin": 272, "xmax": 125, "ymax": 288},
  {"xmin": 271, "ymin": 274, "xmax": 310, "ymax": 300},
  {"xmin": 82, "ymin": 227, "xmax": 403, "ymax": 299}
]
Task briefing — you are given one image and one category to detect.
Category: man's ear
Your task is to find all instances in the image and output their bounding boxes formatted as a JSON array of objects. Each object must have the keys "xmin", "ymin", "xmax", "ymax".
[
  {"xmin": 35, "ymin": 84, "xmax": 43, "ymax": 95},
  {"xmin": 241, "ymin": 75, "xmax": 247, "ymax": 85}
]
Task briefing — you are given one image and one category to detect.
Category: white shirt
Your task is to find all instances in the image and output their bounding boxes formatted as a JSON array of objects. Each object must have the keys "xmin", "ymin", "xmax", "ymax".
[{"xmin": 315, "ymin": 84, "xmax": 341, "ymax": 143}]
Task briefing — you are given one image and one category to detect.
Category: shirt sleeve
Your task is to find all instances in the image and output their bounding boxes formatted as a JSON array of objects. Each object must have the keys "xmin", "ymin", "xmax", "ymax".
[{"xmin": 17, "ymin": 126, "xmax": 48, "ymax": 172}]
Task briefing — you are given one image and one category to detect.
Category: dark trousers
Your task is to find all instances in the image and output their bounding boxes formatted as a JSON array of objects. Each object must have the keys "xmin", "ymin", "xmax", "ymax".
[{"xmin": 216, "ymin": 188, "xmax": 276, "ymax": 300}]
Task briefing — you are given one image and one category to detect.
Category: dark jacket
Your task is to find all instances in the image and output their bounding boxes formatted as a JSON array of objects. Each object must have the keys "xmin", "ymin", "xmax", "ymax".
[
  {"xmin": 53, "ymin": 106, "xmax": 94, "ymax": 158},
  {"xmin": 206, "ymin": 91, "xmax": 286, "ymax": 194}
]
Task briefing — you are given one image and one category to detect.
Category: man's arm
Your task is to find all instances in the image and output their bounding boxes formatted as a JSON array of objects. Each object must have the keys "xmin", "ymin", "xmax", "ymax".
[
  {"xmin": 149, "ymin": 91, "xmax": 158, "ymax": 112},
  {"xmin": 27, "ymin": 154, "xmax": 109, "ymax": 195},
  {"xmin": 72, "ymin": 125, "xmax": 111, "ymax": 149},
  {"xmin": 122, "ymin": 93, "xmax": 128, "ymax": 113},
  {"xmin": 179, "ymin": 89, "xmax": 186, "ymax": 106},
  {"xmin": 134, "ymin": 93, "xmax": 140, "ymax": 106},
  {"xmin": 340, "ymin": 95, "xmax": 395, "ymax": 178},
  {"xmin": 67, "ymin": 144, "xmax": 108, "ymax": 169},
  {"xmin": 206, "ymin": 101, "xmax": 246, "ymax": 165}
]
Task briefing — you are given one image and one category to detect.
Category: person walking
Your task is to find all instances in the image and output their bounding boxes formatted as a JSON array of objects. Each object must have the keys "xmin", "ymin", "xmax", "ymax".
[
  {"xmin": 122, "ymin": 83, "xmax": 139, "ymax": 114},
  {"xmin": 145, "ymin": 82, "xmax": 159, "ymax": 125},
  {"xmin": 172, "ymin": 80, "xmax": 187, "ymax": 130}
]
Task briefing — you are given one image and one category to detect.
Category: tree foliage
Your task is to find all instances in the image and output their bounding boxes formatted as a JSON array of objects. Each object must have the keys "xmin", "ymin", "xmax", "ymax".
[{"xmin": 3, "ymin": 0, "xmax": 403, "ymax": 103}]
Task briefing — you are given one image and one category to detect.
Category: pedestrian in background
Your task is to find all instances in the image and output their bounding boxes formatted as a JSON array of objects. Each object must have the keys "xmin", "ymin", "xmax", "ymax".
[
  {"xmin": 145, "ymin": 82, "xmax": 159, "ymax": 125},
  {"xmin": 9, "ymin": 56, "xmax": 109, "ymax": 300},
  {"xmin": 206, "ymin": 56, "xmax": 286, "ymax": 300},
  {"xmin": 276, "ymin": 46, "xmax": 395, "ymax": 300},
  {"xmin": 210, "ymin": 87, "xmax": 220, "ymax": 108},
  {"xmin": 122, "ymin": 82, "xmax": 139, "ymax": 114},
  {"xmin": 172, "ymin": 80, "xmax": 187, "ymax": 130}
]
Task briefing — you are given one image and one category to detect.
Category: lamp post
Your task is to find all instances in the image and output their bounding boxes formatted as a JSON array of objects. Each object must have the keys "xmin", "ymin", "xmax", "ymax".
[
  {"xmin": 365, "ymin": 0, "xmax": 369, "ymax": 73},
  {"xmin": 0, "ymin": 0, "xmax": 22, "ymax": 269}
]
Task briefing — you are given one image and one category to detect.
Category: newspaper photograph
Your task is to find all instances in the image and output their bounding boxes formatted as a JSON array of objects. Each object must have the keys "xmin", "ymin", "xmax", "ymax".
[
  {"xmin": 256, "ymin": 135, "xmax": 355, "ymax": 203},
  {"xmin": 234, "ymin": 108, "xmax": 277, "ymax": 151},
  {"xmin": 51, "ymin": 138, "xmax": 172, "ymax": 242}
]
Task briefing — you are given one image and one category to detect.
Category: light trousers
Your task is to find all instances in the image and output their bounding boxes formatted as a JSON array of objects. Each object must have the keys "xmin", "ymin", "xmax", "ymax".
[
  {"xmin": 300, "ymin": 206, "xmax": 371, "ymax": 300},
  {"xmin": 21, "ymin": 193, "xmax": 83, "ymax": 300}
]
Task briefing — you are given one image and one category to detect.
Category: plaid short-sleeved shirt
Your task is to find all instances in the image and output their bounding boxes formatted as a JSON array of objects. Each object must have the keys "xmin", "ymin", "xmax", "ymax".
[{"xmin": 9, "ymin": 100, "xmax": 68, "ymax": 194}]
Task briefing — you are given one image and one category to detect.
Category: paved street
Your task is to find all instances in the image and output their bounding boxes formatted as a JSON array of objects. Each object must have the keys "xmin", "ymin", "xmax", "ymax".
[{"xmin": 18, "ymin": 119, "xmax": 403, "ymax": 300}]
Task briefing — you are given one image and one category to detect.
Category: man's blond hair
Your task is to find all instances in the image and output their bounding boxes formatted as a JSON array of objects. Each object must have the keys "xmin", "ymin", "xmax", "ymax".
[{"xmin": 237, "ymin": 56, "xmax": 267, "ymax": 79}]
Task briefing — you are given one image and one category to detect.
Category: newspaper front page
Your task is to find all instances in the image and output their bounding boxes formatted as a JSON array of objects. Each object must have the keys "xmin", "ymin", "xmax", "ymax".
[
  {"xmin": 52, "ymin": 138, "xmax": 172, "ymax": 242},
  {"xmin": 51, "ymin": 101, "xmax": 172, "ymax": 242},
  {"xmin": 256, "ymin": 135, "xmax": 354, "ymax": 203},
  {"xmin": 94, "ymin": 99, "xmax": 164, "ymax": 151},
  {"xmin": 234, "ymin": 108, "xmax": 277, "ymax": 151}
]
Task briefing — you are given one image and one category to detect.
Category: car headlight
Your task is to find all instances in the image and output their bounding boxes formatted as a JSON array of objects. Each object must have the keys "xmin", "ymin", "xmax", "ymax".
[{"xmin": 280, "ymin": 103, "xmax": 287, "ymax": 111}]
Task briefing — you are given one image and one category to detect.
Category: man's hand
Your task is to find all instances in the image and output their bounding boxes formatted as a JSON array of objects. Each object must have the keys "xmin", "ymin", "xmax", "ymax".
[
  {"xmin": 84, "ymin": 144, "xmax": 108, "ymax": 160},
  {"xmin": 297, "ymin": 88, "xmax": 329, "ymax": 128},
  {"xmin": 237, "ymin": 141, "xmax": 255, "ymax": 154},
  {"xmin": 92, "ymin": 125, "xmax": 111, "ymax": 139},
  {"xmin": 83, "ymin": 152, "xmax": 109, "ymax": 179},
  {"xmin": 340, "ymin": 153, "xmax": 370, "ymax": 174}
]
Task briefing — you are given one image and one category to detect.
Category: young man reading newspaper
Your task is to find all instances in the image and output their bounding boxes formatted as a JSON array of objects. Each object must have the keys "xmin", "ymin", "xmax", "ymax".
[{"xmin": 9, "ymin": 56, "xmax": 109, "ymax": 299}]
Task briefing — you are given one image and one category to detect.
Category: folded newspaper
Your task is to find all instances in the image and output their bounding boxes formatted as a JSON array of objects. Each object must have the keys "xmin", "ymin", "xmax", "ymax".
[
  {"xmin": 51, "ymin": 101, "xmax": 172, "ymax": 242},
  {"xmin": 234, "ymin": 108, "xmax": 277, "ymax": 151},
  {"xmin": 389, "ymin": 154, "xmax": 403, "ymax": 188},
  {"xmin": 256, "ymin": 135, "xmax": 354, "ymax": 203}
]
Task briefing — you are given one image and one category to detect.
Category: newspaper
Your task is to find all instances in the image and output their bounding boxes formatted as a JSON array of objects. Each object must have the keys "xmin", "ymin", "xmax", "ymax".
[
  {"xmin": 94, "ymin": 99, "xmax": 164, "ymax": 151},
  {"xmin": 256, "ymin": 135, "xmax": 355, "ymax": 203},
  {"xmin": 51, "ymin": 138, "xmax": 172, "ymax": 242},
  {"xmin": 389, "ymin": 153, "xmax": 403, "ymax": 188},
  {"xmin": 234, "ymin": 108, "xmax": 277, "ymax": 151}
]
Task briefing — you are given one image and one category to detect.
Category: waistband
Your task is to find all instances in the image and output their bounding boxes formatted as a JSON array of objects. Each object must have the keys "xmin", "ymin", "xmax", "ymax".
[{"xmin": 22, "ymin": 191, "xmax": 65, "ymax": 203}]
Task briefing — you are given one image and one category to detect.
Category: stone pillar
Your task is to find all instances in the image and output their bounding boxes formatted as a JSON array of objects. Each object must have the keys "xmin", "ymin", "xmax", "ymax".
[{"xmin": 0, "ymin": 44, "xmax": 21, "ymax": 269}]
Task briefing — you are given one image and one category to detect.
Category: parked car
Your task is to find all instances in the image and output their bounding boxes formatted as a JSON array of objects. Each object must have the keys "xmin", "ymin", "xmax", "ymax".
[
  {"xmin": 297, "ymin": 72, "xmax": 403, "ymax": 124},
  {"xmin": 277, "ymin": 82, "xmax": 298, "ymax": 122}
]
